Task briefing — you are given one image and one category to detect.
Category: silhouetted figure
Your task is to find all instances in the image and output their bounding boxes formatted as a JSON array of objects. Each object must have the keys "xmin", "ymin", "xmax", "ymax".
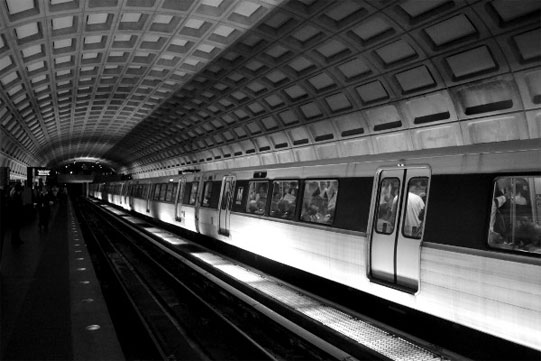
[
  {"xmin": 36, "ymin": 187, "xmax": 54, "ymax": 232},
  {"xmin": 9, "ymin": 183, "xmax": 24, "ymax": 245}
]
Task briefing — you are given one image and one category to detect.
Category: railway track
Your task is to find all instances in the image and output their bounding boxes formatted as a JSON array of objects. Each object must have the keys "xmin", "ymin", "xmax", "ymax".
[{"xmin": 76, "ymin": 199, "xmax": 360, "ymax": 361}]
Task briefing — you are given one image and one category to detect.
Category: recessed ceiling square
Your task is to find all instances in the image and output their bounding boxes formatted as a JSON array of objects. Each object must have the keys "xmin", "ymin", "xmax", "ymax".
[
  {"xmin": 1, "ymin": 72, "xmax": 18, "ymax": 86},
  {"xmin": 22, "ymin": 45, "xmax": 42, "ymax": 58},
  {"xmin": 121, "ymin": 12, "xmax": 141, "ymax": 22},
  {"xmin": 233, "ymin": 1, "xmax": 260, "ymax": 17},
  {"xmin": 56, "ymin": 69, "xmax": 70, "ymax": 76},
  {"xmin": 445, "ymin": 46, "xmax": 497, "ymax": 79},
  {"xmin": 26, "ymin": 61, "xmax": 44, "ymax": 72},
  {"xmin": 87, "ymin": 13, "xmax": 108, "ymax": 24},
  {"xmin": 351, "ymin": 17, "xmax": 392, "ymax": 42},
  {"xmin": 214, "ymin": 25, "xmax": 235, "ymax": 37},
  {"xmin": 54, "ymin": 38, "xmax": 73, "ymax": 48},
  {"xmin": 153, "ymin": 14, "xmax": 173, "ymax": 24},
  {"xmin": 52, "ymin": 16, "xmax": 74, "ymax": 30},
  {"xmin": 31, "ymin": 74, "xmax": 46, "ymax": 83},
  {"xmin": 84, "ymin": 35, "xmax": 103, "ymax": 44},
  {"xmin": 425, "ymin": 15, "xmax": 477, "ymax": 47},
  {"xmin": 171, "ymin": 37, "xmax": 188, "ymax": 46},
  {"xmin": 197, "ymin": 44, "xmax": 215, "ymax": 53},
  {"xmin": 375, "ymin": 40, "xmax": 417, "ymax": 65},
  {"xmin": 201, "ymin": 0, "xmax": 223, "ymax": 6},
  {"xmin": 185, "ymin": 18, "xmax": 205, "ymax": 29},
  {"xmin": 184, "ymin": 57, "xmax": 200, "ymax": 66},
  {"xmin": 15, "ymin": 23, "xmax": 39, "ymax": 39},
  {"xmin": 6, "ymin": 0, "xmax": 35, "ymax": 14}
]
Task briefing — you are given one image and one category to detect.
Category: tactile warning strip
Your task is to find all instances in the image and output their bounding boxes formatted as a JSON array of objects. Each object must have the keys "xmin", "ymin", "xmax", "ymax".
[
  {"xmin": 122, "ymin": 216, "xmax": 147, "ymax": 224},
  {"xmin": 102, "ymin": 206, "xmax": 126, "ymax": 216}
]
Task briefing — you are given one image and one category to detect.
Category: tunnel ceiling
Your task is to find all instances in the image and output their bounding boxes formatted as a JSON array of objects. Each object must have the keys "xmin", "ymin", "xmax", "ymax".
[
  {"xmin": 0, "ymin": 0, "xmax": 284, "ymax": 174},
  {"xmin": 0, "ymin": 0, "xmax": 540, "ymax": 178}
]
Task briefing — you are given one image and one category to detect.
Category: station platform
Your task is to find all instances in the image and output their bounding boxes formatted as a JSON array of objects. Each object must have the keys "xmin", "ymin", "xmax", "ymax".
[{"xmin": 0, "ymin": 198, "xmax": 124, "ymax": 360}]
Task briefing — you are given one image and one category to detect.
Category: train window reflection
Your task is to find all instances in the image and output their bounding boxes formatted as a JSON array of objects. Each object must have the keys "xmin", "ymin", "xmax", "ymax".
[
  {"xmin": 300, "ymin": 180, "xmax": 338, "ymax": 225},
  {"xmin": 270, "ymin": 181, "xmax": 299, "ymax": 220},
  {"xmin": 202, "ymin": 181, "xmax": 212, "ymax": 207},
  {"xmin": 221, "ymin": 181, "xmax": 234, "ymax": 210},
  {"xmin": 246, "ymin": 181, "xmax": 268, "ymax": 215},
  {"xmin": 402, "ymin": 177, "xmax": 428, "ymax": 239},
  {"xmin": 489, "ymin": 176, "xmax": 541, "ymax": 254},
  {"xmin": 189, "ymin": 182, "xmax": 199, "ymax": 205},
  {"xmin": 375, "ymin": 178, "xmax": 400, "ymax": 234},
  {"xmin": 235, "ymin": 186, "xmax": 244, "ymax": 206}
]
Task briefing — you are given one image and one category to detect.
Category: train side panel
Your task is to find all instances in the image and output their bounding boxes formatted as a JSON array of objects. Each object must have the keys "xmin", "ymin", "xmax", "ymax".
[{"xmin": 419, "ymin": 246, "xmax": 541, "ymax": 351}]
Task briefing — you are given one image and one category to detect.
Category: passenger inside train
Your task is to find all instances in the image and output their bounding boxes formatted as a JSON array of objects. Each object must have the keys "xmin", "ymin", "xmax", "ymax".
[
  {"xmin": 246, "ymin": 182, "xmax": 268, "ymax": 215},
  {"xmin": 270, "ymin": 181, "xmax": 298, "ymax": 220},
  {"xmin": 376, "ymin": 178, "xmax": 400, "ymax": 234},
  {"xmin": 489, "ymin": 177, "xmax": 541, "ymax": 253},
  {"xmin": 402, "ymin": 178, "xmax": 427, "ymax": 239},
  {"xmin": 300, "ymin": 180, "xmax": 338, "ymax": 225},
  {"xmin": 189, "ymin": 182, "xmax": 199, "ymax": 205},
  {"xmin": 202, "ymin": 182, "xmax": 213, "ymax": 207}
]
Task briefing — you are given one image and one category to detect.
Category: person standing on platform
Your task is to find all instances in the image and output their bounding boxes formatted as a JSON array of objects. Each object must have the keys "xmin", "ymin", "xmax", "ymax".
[
  {"xmin": 36, "ymin": 187, "xmax": 54, "ymax": 232},
  {"xmin": 9, "ymin": 183, "xmax": 24, "ymax": 245}
]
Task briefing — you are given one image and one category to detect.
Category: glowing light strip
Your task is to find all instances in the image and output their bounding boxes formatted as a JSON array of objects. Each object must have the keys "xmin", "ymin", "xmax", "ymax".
[
  {"xmin": 122, "ymin": 216, "xmax": 146, "ymax": 224},
  {"xmin": 102, "ymin": 206, "xmax": 125, "ymax": 216},
  {"xmin": 143, "ymin": 227, "xmax": 188, "ymax": 245},
  {"xmin": 99, "ymin": 204, "xmax": 187, "ymax": 245}
]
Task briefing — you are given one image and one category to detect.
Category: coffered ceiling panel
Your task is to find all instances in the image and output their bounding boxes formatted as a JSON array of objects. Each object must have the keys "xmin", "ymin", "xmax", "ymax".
[
  {"xmin": 0, "ymin": 0, "xmax": 283, "ymax": 170},
  {"xmin": 0, "ymin": 0, "xmax": 540, "ymax": 178}
]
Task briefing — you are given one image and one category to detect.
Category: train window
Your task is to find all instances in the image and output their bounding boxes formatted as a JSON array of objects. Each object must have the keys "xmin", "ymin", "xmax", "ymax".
[
  {"xmin": 270, "ymin": 180, "xmax": 299, "ymax": 220},
  {"xmin": 143, "ymin": 185, "xmax": 148, "ymax": 198},
  {"xmin": 489, "ymin": 176, "xmax": 541, "ymax": 254},
  {"xmin": 375, "ymin": 178, "xmax": 400, "ymax": 234},
  {"xmin": 189, "ymin": 182, "xmax": 199, "ymax": 205},
  {"xmin": 182, "ymin": 183, "xmax": 192, "ymax": 204},
  {"xmin": 153, "ymin": 184, "xmax": 160, "ymax": 200},
  {"xmin": 235, "ymin": 186, "xmax": 244, "ymax": 206},
  {"xmin": 201, "ymin": 181, "xmax": 213, "ymax": 207},
  {"xmin": 165, "ymin": 183, "xmax": 172, "ymax": 201},
  {"xmin": 231, "ymin": 181, "xmax": 249, "ymax": 213},
  {"xmin": 159, "ymin": 183, "xmax": 167, "ymax": 201},
  {"xmin": 402, "ymin": 177, "xmax": 428, "ymax": 239},
  {"xmin": 246, "ymin": 181, "xmax": 269, "ymax": 215},
  {"xmin": 168, "ymin": 184, "xmax": 177, "ymax": 203},
  {"xmin": 300, "ymin": 179, "xmax": 338, "ymax": 225}
]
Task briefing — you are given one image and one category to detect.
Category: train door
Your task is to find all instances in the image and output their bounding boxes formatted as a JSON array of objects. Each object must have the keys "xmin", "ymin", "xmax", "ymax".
[
  {"xmin": 123, "ymin": 181, "xmax": 131, "ymax": 206},
  {"xmin": 119, "ymin": 184, "xmax": 124, "ymax": 204},
  {"xmin": 146, "ymin": 183, "xmax": 152, "ymax": 213},
  {"xmin": 369, "ymin": 166, "xmax": 430, "ymax": 293},
  {"xmin": 128, "ymin": 183, "xmax": 135, "ymax": 209},
  {"xmin": 218, "ymin": 175, "xmax": 236, "ymax": 237},
  {"xmin": 194, "ymin": 177, "xmax": 202, "ymax": 233},
  {"xmin": 175, "ymin": 177, "xmax": 186, "ymax": 221}
]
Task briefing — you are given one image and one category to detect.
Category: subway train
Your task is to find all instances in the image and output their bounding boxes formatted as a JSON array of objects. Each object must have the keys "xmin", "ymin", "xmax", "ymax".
[{"xmin": 89, "ymin": 140, "xmax": 541, "ymax": 352}]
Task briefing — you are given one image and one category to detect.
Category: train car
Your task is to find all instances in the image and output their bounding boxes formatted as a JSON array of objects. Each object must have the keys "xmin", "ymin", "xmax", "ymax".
[{"xmin": 89, "ymin": 140, "xmax": 541, "ymax": 352}]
